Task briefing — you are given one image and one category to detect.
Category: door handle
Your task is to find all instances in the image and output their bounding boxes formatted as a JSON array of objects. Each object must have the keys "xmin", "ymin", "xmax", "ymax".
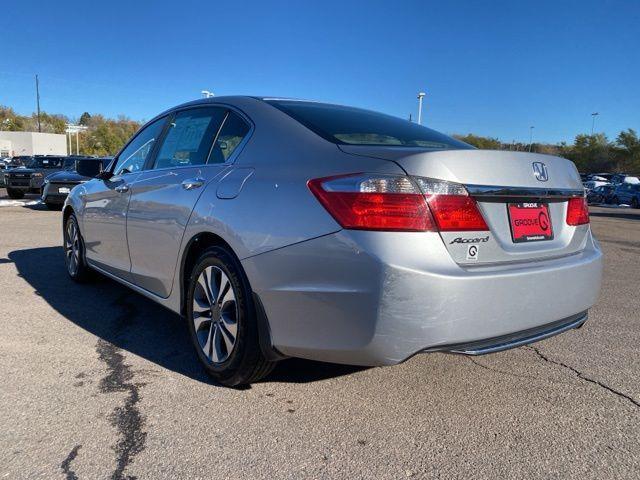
[
  {"xmin": 181, "ymin": 177, "xmax": 205, "ymax": 190},
  {"xmin": 115, "ymin": 184, "xmax": 129, "ymax": 193}
]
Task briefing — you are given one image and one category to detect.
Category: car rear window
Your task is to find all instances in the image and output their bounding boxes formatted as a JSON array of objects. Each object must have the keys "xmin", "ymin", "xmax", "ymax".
[
  {"xmin": 29, "ymin": 157, "xmax": 65, "ymax": 168},
  {"xmin": 264, "ymin": 99, "xmax": 471, "ymax": 150}
]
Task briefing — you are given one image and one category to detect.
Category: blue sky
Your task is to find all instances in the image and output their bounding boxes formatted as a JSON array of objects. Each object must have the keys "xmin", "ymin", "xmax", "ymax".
[{"xmin": 2, "ymin": 0, "xmax": 639, "ymax": 143}]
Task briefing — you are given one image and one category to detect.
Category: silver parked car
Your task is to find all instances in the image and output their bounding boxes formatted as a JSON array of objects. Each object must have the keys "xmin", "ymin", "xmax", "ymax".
[{"xmin": 63, "ymin": 97, "xmax": 602, "ymax": 386}]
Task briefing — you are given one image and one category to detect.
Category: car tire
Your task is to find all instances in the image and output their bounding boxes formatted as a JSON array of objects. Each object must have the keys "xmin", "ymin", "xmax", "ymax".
[
  {"xmin": 7, "ymin": 188, "xmax": 24, "ymax": 199},
  {"xmin": 612, "ymin": 196, "xmax": 620, "ymax": 205},
  {"xmin": 186, "ymin": 246, "xmax": 276, "ymax": 387},
  {"xmin": 63, "ymin": 214, "xmax": 92, "ymax": 282},
  {"xmin": 632, "ymin": 198, "xmax": 640, "ymax": 209},
  {"xmin": 45, "ymin": 201, "xmax": 63, "ymax": 211}
]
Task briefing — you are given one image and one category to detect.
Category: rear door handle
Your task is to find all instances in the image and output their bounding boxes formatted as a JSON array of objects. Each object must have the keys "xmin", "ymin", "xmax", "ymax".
[
  {"xmin": 115, "ymin": 184, "xmax": 129, "ymax": 193},
  {"xmin": 181, "ymin": 177, "xmax": 205, "ymax": 190}
]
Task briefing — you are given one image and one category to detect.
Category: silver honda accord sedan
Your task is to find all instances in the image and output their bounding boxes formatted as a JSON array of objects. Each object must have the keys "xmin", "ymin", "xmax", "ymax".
[{"xmin": 62, "ymin": 96, "xmax": 602, "ymax": 386}]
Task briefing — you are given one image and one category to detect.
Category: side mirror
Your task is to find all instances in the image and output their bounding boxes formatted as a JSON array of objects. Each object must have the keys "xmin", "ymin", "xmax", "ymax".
[
  {"xmin": 76, "ymin": 159, "xmax": 105, "ymax": 178},
  {"xmin": 97, "ymin": 170, "xmax": 114, "ymax": 180}
]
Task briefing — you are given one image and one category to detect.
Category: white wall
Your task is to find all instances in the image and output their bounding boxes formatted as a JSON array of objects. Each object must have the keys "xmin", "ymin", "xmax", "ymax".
[{"xmin": 0, "ymin": 131, "xmax": 67, "ymax": 156}]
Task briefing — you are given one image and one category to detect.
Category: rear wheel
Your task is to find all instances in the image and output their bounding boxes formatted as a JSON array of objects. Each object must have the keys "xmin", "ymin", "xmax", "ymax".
[
  {"xmin": 612, "ymin": 196, "xmax": 620, "ymax": 205},
  {"xmin": 7, "ymin": 188, "xmax": 24, "ymax": 199},
  {"xmin": 186, "ymin": 246, "xmax": 275, "ymax": 386},
  {"xmin": 63, "ymin": 214, "xmax": 91, "ymax": 282},
  {"xmin": 632, "ymin": 197, "xmax": 639, "ymax": 209}
]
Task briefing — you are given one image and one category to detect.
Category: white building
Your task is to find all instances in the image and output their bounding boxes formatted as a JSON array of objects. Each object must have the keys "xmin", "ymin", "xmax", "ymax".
[{"xmin": 0, "ymin": 131, "xmax": 67, "ymax": 157}]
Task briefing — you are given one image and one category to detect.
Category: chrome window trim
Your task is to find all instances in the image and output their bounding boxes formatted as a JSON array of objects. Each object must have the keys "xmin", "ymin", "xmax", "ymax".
[{"xmin": 466, "ymin": 184, "xmax": 585, "ymax": 199}]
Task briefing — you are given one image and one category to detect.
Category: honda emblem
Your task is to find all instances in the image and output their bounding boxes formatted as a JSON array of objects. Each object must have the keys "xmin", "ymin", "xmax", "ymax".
[{"xmin": 532, "ymin": 162, "xmax": 548, "ymax": 182}]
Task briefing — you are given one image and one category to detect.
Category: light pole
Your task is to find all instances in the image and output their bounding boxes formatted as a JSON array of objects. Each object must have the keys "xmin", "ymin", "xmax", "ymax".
[
  {"xmin": 591, "ymin": 112, "xmax": 599, "ymax": 135},
  {"xmin": 417, "ymin": 92, "xmax": 426, "ymax": 125},
  {"xmin": 35, "ymin": 74, "xmax": 42, "ymax": 133},
  {"xmin": 528, "ymin": 126, "xmax": 535, "ymax": 152},
  {"xmin": 201, "ymin": 90, "xmax": 215, "ymax": 98}
]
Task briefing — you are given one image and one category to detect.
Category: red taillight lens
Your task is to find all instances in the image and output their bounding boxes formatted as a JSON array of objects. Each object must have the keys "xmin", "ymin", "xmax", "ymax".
[
  {"xmin": 426, "ymin": 194, "xmax": 489, "ymax": 231},
  {"xmin": 308, "ymin": 174, "xmax": 434, "ymax": 231},
  {"xmin": 308, "ymin": 173, "xmax": 489, "ymax": 232},
  {"xmin": 566, "ymin": 197, "xmax": 589, "ymax": 225}
]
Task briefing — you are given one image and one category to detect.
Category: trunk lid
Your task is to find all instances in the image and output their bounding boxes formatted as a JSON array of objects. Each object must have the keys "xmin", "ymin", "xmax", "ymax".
[{"xmin": 339, "ymin": 146, "xmax": 588, "ymax": 266}]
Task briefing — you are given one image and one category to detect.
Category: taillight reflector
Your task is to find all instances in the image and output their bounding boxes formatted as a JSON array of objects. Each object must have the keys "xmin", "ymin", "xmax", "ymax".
[
  {"xmin": 566, "ymin": 197, "xmax": 590, "ymax": 225},
  {"xmin": 426, "ymin": 194, "xmax": 489, "ymax": 231}
]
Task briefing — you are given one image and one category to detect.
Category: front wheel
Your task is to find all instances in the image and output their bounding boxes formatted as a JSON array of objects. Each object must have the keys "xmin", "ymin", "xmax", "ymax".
[
  {"xmin": 6, "ymin": 188, "xmax": 24, "ymax": 199},
  {"xmin": 63, "ymin": 214, "xmax": 91, "ymax": 282},
  {"xmin": 186, "ymin": 246, "xmax": 275, "ymax": 386}
]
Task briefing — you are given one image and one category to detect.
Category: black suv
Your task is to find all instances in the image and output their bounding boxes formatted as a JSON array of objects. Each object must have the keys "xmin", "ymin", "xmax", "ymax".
[
  {"xmin": 4, "ymin": 156, "xmax": 75, "ymax": 199},
  {"xmin": 41, "ymin": 157, "xmax": 111, "ymax": 209}
]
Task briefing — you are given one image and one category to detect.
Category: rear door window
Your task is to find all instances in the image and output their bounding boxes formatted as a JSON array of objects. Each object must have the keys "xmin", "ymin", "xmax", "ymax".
[
  {"xmin": 153, "ymin": 107, "xmax": 226, "ymax": 169},
  {"xmin": 209, "ymin": 111, "xmax": 251, "ymax": 163}
]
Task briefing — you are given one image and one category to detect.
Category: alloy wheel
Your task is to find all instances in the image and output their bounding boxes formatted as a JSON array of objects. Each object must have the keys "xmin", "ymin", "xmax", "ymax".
[
  {"xmin": 192, "ymin": 266, "xmax": 239, "ymax": 364},
  {"xmin": 65, "ymin": 219, "xmax": 81, "ymax": 276}
]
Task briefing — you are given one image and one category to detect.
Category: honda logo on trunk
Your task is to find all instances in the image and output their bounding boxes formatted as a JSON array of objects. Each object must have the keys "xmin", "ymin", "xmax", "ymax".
[{"xmin": 532, "ymin": 162, "xmax": 548, "ymax": 182}]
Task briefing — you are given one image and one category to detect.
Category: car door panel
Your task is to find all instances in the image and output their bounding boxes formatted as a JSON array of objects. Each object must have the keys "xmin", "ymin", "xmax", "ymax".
[
  {"xmin": 126, "ymin": 106, "xmax": 236, "ymax": 298},
  {"xmin": 79, "ymin": 116, "xmax": 168, "ymax": 281},
  {"xmin": 81, "ymin": 173, "xmax": 140, "ymax": 281},
  {"xmin": 126, "ymin": 166, "xmax": 228, "ymax": 297}
]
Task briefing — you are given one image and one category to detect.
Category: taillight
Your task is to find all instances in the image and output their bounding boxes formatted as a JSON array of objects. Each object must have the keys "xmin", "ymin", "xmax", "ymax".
[
  {"xmin": 307, "ymin": 173, "xmax": 488, "ymax": 232},
  {"xmin": 307, "ymin": 174, "xmax": 434, "ymax": 231},
  {"xmin": 566, "ymin": 197, "xmax": 589, "ymax": 225}
]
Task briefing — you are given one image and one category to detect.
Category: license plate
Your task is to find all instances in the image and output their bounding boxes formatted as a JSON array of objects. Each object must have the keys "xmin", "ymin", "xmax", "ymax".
[
  {"xmin": 58, "ymin": 187, "xmax": 70, "ymax": 194},
  {"xmin": 507, "ymin": 202, "xmax": 553, "ymax": 243}
]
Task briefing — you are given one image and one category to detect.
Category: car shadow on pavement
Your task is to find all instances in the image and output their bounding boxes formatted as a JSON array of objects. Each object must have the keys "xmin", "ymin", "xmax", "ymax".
[{"xmin": 9, "ymin": 246, "xmax": 367, "ymax": 386}]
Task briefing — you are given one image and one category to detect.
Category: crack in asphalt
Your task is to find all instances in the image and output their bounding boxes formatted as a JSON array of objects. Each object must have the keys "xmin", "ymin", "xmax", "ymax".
[
  {"xmin": 527, "ymin": 346, "xmax": 640, "ymax": 409},
  {"xmin": 60, "ymin": 445, "xmax": 81, "ymax": 480},
  {"xmin": 466, "ymin": 356, "xmax": 536, "ymax": 380},
  {"xmin": 95, "ymin": 294, "xmax": 147, "ymax": 480}
]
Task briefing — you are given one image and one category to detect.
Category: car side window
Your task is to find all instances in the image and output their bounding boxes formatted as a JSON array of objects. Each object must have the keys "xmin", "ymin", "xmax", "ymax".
[
  {"xmin": 153, "ymin": 108, "xmax": 226, "ymax": 169},
  {"xmin": 112, "ymin": 117, "xmax": 166, "ymax": 176},
  {"xmin": 208, "ymin": 111, "xmax": 251, "ymax": 164}
]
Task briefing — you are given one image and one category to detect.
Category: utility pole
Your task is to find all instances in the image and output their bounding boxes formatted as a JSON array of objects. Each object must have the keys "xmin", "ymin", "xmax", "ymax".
[
  {"xmin": 35, "ymin": 74, "xmax": 42, "ymax": 133},
  {"xmin": 417, "ymin": 92, "xmax": 426, "ymax": 125},
  {"xmin": 528, "ymin": 126, "xmax": 535, "ymax": 152},
  {"xmin": 591, "ymin": 112, "xmax": 599, "ymax": 136}
]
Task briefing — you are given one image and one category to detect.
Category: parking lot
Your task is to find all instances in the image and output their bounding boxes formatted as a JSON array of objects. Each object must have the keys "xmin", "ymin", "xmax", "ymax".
[{"xmin": 0, "ymin": 190, "xmax": 638, "ymax": 479}]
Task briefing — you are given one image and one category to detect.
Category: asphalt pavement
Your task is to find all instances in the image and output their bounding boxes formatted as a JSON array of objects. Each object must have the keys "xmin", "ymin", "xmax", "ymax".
[{"xmin": 0, "ymin": 190, "xmax": 638, "ymax": 479}]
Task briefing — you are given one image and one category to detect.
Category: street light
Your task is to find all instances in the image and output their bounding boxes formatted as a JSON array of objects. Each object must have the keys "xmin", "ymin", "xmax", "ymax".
[
  {"xmin": 591, "ymin": 112, "xmax": 599, "ymax": 136},
  {"xmin": 417, "ymin": 92, "xmax": 426, "ymax": 125},
  {"xmin": 201, "ymin": 90, "xmax": 215, "ymax": 98},
  {"xmin": 528, "ymin": 126, "xmax": 535, "ymax": 152}
]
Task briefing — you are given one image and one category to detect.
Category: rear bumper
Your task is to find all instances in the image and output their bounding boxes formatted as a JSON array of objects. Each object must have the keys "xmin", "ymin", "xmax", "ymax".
[
  {"xmin": 242, "ymin": 230, "xmax": 603, "ymax": 366},
  {"xmin": 42, "ymin": 192, "xmax": 68, "ymax": 204}
]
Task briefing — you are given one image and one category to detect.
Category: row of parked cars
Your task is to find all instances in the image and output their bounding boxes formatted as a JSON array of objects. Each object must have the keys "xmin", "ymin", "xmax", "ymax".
[
  {"xmin": 581, "ymin": 172, "xmax": 640, "ymax": 208},
  {"xmin": 1, "ymin": 155, "xmax": 112, "ymax": 209}
]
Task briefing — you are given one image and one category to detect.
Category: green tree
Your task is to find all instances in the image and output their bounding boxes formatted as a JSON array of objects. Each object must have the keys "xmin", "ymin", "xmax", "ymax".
[
  {"xmin": 79, "ymin": 112, "xmax": 92, "ymax": 125},
  {"xmin": 453, "ymin": 133, "xmax": 502, "ymax": 149},
  {"xmin": 614, "ymin": 129, "xmax": 640, "ymax": 173},
  {"xmin": 563, "ymin": 133, "xmax": 613, "ymax": 173}
]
